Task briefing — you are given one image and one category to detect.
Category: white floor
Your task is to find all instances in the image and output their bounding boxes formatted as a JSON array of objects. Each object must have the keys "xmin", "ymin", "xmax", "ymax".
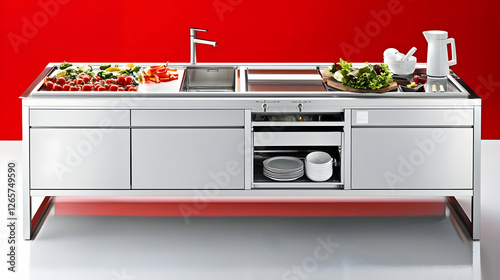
[{"xmin": 0, "ymin": 140, "xmax": 498, "ymax": 280}]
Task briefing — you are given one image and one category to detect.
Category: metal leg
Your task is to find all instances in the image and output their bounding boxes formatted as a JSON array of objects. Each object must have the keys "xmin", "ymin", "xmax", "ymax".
[
  {"xmin": 22, "ymin": 105, "xmax": 32, "ymax": 240},
  {"xmin": 472, "ymin": 194, "xmax": 481, "ymax": 240},
  {"xmin": 30, "ymin": 197, "xmax": 54, "ymax": 239},
  {"xmin": 23, "ymin": 192, "xmax": 31, "ymax": 240},
  {"xmin": 472, "ymin": 105, "xmax": 481, "ymax": 240},
  {"xmin": 447, "ymin": 196, "xmax": 472, "ymax": 237},
  {"xmin": 447, "ymin": 195, "xmax": 480, "ymax": 241},
  {"xmin": 24, "ymin": 193, "xmax": 54, "ymax": 240}
]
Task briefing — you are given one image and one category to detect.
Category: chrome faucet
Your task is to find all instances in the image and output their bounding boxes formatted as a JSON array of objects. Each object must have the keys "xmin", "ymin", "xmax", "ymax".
[{"xmin": 190, "ymin": 28, "xmax": 217, "ymax": 64}]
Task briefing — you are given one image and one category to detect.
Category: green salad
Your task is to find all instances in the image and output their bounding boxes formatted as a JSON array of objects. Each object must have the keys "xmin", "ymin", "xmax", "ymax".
[{"xmin": 329, "ymin": 59, "xmax": 393, "ymax": 90}]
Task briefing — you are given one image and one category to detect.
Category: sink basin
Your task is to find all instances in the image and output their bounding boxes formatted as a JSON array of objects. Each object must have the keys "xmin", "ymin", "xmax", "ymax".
[{"xmin": 180, "ymin": 66, "xmax": 236, "ymax": 92}]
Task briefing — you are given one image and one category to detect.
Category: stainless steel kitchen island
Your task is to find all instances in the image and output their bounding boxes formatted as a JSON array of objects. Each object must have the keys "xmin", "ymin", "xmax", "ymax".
[{"xmin": 21, "ymin": 63, "xmax": 481, "ymax": 240}]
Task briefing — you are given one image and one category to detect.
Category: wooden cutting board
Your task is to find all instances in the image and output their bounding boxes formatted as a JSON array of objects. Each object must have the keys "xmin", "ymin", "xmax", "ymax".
[{"xmin": 321, "ymin": 68, "xmax": 397, "ymax": 93}]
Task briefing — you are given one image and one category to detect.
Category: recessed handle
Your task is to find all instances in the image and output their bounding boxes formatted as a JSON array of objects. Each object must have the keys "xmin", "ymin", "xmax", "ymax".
[
  {"xmin": 298, "ymin": 103, "xmax": 303, "ymax": 112},
  {"xmin": 262, "ymin": 103, "xmax": 268, "ymax": 112}
]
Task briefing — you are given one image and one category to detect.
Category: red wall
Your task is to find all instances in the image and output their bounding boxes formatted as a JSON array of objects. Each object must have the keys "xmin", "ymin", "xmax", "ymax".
[{"xmin": 1, "ymin": 0, "xmax": 499, "ymax": 139}]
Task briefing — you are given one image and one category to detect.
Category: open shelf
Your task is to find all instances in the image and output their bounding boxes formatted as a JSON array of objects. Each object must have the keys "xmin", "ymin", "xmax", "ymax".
[{"xmin": 253, "ymin": 147, "xmax": 342, "ymax": 189}]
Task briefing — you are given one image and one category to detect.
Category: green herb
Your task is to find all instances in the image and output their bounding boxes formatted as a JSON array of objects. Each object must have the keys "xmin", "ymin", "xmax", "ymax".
[
  {"xmin": 59, "ymin": 62, "xmax": 72, "ymax": 70},
  {"xmin": 330, "ymin": 58, "xmax": 393, "ymax": 90}
]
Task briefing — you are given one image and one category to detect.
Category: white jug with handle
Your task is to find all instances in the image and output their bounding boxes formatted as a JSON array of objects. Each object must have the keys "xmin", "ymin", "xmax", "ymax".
[{"xmin": 423, "ymin": 30, "xmax": 457, "ymax": 77}]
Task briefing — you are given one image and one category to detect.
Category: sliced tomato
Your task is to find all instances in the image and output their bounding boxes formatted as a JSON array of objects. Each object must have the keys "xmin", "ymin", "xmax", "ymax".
[
  {"xmin": 97, "ymin": 86, "xmax": 106, "ymax": 91},
  {"xmin": 128, "ymin": 87, "xmax": 137, "ymax": 92},
  {"xmin": 109, "ymin": 85, "xmax": 119, "ymax": 91},
  {"xmin": 69, "ymin": 86, "xmax": 79, "ymax": 91},
  {"xmin": 62, "ymin": 84, "xmax": 71, "ymax": 91},
  {"xmin": 53, "ymin": 84, "xmax": 63, "ymax": 91}
]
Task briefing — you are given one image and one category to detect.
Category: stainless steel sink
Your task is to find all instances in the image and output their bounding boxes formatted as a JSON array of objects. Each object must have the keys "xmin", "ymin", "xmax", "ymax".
[{"xmin": 180, "ymin": 67, "xmax": 236, "ymax": 92}]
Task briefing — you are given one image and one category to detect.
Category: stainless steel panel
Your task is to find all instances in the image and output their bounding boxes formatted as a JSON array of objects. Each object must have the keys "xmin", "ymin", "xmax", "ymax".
[
  {"xmin": 351, "ymin": 128, "xmax": 473, "ymax": 189},
  {"xmin": 30, "ymin": 110, "xmax": 130, "ymax": 127},
  {"xmin": 132, "ymin": 129, "xmax": 245, "ymax": 189},
  {"xmin": 131, "ymin": 110, "xmax": 244, "ymax": 127},
  {"xmin": 30, "ymin": 188, "xmax": 474, "ymax": 197},
  {"xmin": 254, "ymin": 131, "xmax": 341, "ymax": 147},
  {"xmin": 352, "ymin": 109, "xmax": 473, "ymax": 126},
  {"xmin": 30, "ymin": 129, "xmax": 130, "ymax": 189}
]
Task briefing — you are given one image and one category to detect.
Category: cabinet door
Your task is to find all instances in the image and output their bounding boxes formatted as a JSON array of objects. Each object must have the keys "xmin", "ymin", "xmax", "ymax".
[
  {"xmin": 30, "ymin": 129, "xmax": 130, "ymax": 189},
  {"xmin": 351, "ymin": 128, "xmax": 473, "ymax": 189},
  {"xmin": 132, "ymin": 129, "xmax": 245, "ymax": 189}
]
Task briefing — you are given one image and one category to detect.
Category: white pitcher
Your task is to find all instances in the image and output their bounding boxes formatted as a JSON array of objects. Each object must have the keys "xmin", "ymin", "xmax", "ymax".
[{"xmin": 423, "ymin": 30, "xmax": 457, "ymax": 77}]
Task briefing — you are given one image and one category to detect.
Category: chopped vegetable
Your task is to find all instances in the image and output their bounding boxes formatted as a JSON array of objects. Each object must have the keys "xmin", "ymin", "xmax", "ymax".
[
  {"xmin": 141, "ymin": 64, "xmax": 178, "ymax": 84},
  {"xmin": 77, "ymin": 64, "xmax": 93, "ymax": 74},
  {"xmin": 43, "ymin": 62, "xmax": 140, "ymax": 92},
  {"xmin": 59, "ymin": 62, "xmax": 72, "ymax": 70},
  {"xmin": 329, "ymin": 58, "xmax": 393, "ymax": 90},
  {"xmin": 106, "ymin": 67, "xmax": 121, "ymax": 72},
  {"xmin": 99, "ymin": 64, "xmax": 111, "ymax": 70}
]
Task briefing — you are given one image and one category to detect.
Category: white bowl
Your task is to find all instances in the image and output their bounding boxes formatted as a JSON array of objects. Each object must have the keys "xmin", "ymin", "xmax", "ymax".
[
  {"xmin": 384, "ymin": 56, "xmax": 417, "ymax": 75},
  {"xmin": 306, "ymin": 172, "xmax": 332, "ymax": 182},
  {"xmin": 305, "ymin": 152, "xmax": 333, "ymax": 165},
  {"xmin": 306, "ymin": 168, "xmax": 333, "ymax": 174},
  {"xmin": 306, "ymin": 166, "xmax": 332, "ymax": 172},
  {"xmin": 306, "ymin": 169, "xmax": 332, "ymax": 176}
]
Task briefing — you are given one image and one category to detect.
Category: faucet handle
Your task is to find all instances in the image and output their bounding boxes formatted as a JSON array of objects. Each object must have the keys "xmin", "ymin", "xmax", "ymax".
[{"xmin": 190, "ymin": 28, "xmax": 207, "ymax": 36}]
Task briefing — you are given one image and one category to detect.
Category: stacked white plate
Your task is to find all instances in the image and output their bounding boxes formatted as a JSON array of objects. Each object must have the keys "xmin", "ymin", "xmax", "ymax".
[
  {"xmin": 305, "ymin": 151, "xmax": 333, "ymax": 182},
  {"xmin": 263, "ymin": 156, "xmax": 304, "ymax": 181}
]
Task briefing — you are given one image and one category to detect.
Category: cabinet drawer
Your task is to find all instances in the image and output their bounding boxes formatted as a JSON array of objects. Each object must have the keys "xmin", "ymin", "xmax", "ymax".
[
  {"xmin": 351, "ymin": 128, "xmax": 473, "ymax": 190},
  {"xmin": 352, "ymin": 109, "xmax": 473, "ymax": 126},
  {"xmin": 131, "ymin": 110, "xmax": 244, "ymax": 127},
  {"xmin": 254, "ymin": 132, "xmax": 341, "ymax": 146},
  {"xmin": 30, "ymin": 129, "xmax": 130, "ymax": 189},
  {"xmin": 30, "ymin": 110, "xmax": 130, "ymax": 127},
  {"xmin": 132, "ymin": 129, "xmax": 244, "ymax": 189}
]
